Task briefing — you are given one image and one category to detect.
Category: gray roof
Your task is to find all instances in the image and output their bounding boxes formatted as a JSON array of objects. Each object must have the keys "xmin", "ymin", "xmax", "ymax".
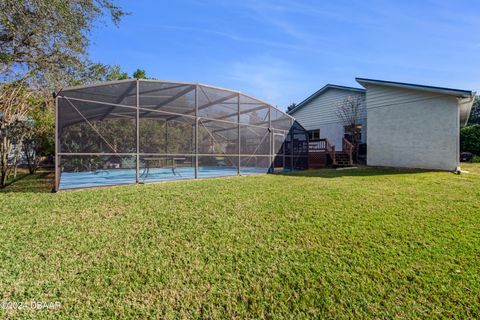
[
  {"xmin": 356, "ymin": 77, "xmax": 474, "ymax": 98},
  {"xmin": 287, "ymin": 84, "xmax": 365, "ymax": 114}
]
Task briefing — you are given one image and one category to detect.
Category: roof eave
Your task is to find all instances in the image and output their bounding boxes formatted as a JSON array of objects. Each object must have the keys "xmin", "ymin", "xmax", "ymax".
[
  {"xmin": 459, "ymin": 95, "xmax": 476, "ymax": 127},
  {"xmin": 356, "ymin": 77, "xmax": 474, "ymax": 98}
]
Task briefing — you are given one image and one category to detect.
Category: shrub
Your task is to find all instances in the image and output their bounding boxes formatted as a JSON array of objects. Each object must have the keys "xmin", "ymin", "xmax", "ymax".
[{"xmin": 460, "ymin": 125, "xmax": 480, "ymax": 155}]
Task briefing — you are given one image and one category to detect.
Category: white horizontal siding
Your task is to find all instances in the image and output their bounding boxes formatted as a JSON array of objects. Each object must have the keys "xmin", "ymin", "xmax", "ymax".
[
  {"xmin": 366, "ymin": 84, "xmax": 459, "ymax": 170},
  {"xmin": 292, "ymin": 89, "xmax": 366, "ymax": 128},
  {"xmin": 366, "ymin": 86, "xmax": 445, "ymax": 109},
  {"xmin": 290, "ymin": 88, "xmax": 367, "ymax": 149}
]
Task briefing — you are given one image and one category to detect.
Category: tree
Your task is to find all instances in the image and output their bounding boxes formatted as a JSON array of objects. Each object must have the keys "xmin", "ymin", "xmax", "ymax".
[
  {"xmin": 65, "ymin": 63, "xmax": 130, "ymax": 87},
  {"xmin": 0, "ymin": 81, "xmax": 35, "ymax": 187},
  {"xmin": 336, "ymin": 96, "xmax": 364, "ymax": 161},
  {"xmin": 74, "ymin": 66, "xmax": 151, "ymax": 83},
  {"xmin": 108, "ymin": 65, "xmax": 129, "ymax": 81},
  {"xmin": 0, "ymin": 0, "xmax": 126, "ymax": 87},
  {"xmin": 23, "ymin": 97, "xmax": 55, "ymax": 174},
  {"xmin": 461, "ymin": 125, "xmax": 480, "ymax": 155},
  {"xmin": 132, "ymin": 69, "xmax": 147, "ymax": 79},
  {"xmin": 287, "ymin": 103, "xmax": 296, "ymax": 112}
]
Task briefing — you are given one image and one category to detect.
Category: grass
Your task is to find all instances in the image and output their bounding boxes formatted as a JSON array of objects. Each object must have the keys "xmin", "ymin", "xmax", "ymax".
[{"xmin": 0, "ymin": 165, "xmax": 479, "ymax": 319}]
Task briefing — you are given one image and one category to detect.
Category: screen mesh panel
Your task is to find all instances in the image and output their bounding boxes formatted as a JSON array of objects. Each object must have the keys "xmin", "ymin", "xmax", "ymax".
[
  {"xmin": 240, "ymin": 156, "xmax": 271, "ymax": 174},
  {"xmin": 271, "ymin": 108, "xmax": 292, "ymax": 131},
  {"xmin": 139, "ymin": 81, "xmax": 196, "ymax": 114},
  {"xmin": 198, "ymin": 156, "xmax": 238, "ymax": 178},
  {"xmin": 59, "ymin": 155, "xmax": 136, "ymax": 189},
  {"xmin": 240, "ymin": 125, "xmax": 270, "ymax": 155},
  {"xmin": 139, "ymin": 110, "xmax": 195, "ymax": 154},
  {"xmin": 198, "ymin": 119, "xmax": 238, "ymax": 155},
  {"xmin": 60, "ymin": 81, "xmax": 137, "ymax": 106},
  {"xmin": 58, "ymin": 98, "xmax": 136, "ymax": 154},
  {"xmin": 239, "ymin": 95, "xmax": 270, "ymax": 126},
  {"xmin": 273, "ymin": 131, "xmax": 286, "ymax": 155},
  {"xmin": 198, "ymin": 86, "xmax": 238, "ymax": 122},
  {"xmin": 291, "ymin": 156, "xmax": 308, "ymax": 170},
  {"xmin": 139, "ymin": 155, "xmax": 195, "ymax": 182},
  {"xmin": 56, "ymin": 79, "xmax": 307, "ymax": 190}
]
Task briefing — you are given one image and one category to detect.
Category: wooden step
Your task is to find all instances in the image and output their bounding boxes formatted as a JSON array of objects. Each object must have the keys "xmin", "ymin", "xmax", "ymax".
[
  {"xmin": 333, "ymin": 152, "xmax": 352, "ymax": 167},
  {"xmin": 334, "ymin": 164, "xmax": 353, "ymax": 168}
]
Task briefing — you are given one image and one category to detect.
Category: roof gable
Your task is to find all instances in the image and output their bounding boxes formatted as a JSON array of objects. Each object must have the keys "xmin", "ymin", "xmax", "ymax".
[{"xmin": 288, "ymin": 84, "xmax": 365, "ymax": 114}]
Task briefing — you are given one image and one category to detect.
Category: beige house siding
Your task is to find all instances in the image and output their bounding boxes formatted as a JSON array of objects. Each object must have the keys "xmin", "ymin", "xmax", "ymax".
[
  {"xmin": 290, "ymin": 88, "xmax": 366, "ymax": 151},
  {"xmin": 366, "ymin": 84, "xmax": 459, "ymax": 170}
]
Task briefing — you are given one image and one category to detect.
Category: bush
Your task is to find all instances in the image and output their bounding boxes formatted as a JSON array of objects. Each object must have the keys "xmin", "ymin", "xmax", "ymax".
[
  {"xmin": 460, "ymin": 125, "xmax": 480, "ymax": 155},
  {"xmin": 473, "ymin": 155, "xmax": 480, "ymax": 163}
]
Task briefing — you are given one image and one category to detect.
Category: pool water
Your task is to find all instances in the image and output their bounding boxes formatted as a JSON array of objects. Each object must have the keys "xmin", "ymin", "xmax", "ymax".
[{"xmin": 59, "ymin": 166, "xmax": 270, "ymax": 190}]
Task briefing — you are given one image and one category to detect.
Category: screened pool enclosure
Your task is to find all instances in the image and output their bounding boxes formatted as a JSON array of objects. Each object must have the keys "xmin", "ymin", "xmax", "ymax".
[{"xmin": 55, "ymin": 79, "xmax": 308, "ymax": 190}]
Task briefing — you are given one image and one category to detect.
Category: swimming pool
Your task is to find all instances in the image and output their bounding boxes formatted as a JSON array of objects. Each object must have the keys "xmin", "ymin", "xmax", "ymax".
[
  {"xmin": 59, "ymin": 166, "xmax": 271, "ymax": 190},
  {"xmin": 55, "ymin": 79, "xmax": 309, "ymax": 191}
]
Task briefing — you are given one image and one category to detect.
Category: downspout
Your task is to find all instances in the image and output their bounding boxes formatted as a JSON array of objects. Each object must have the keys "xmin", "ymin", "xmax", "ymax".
[{"xmin": 456, "ymin": 98, "xmax": 460, "ymax": 172}]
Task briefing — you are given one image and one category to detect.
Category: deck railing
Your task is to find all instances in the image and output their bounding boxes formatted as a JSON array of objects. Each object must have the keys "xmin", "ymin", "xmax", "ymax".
[
  {"xmin": 308, "ymin": 138, "xmax": 354, "ymax": 166},
  {"xmin": 308, "ymin": 139, "xmax": 326, "ymax": 152},
  {"xmin": 325, "ymin": 139, "xmax": 335, "ymax": 164},
  {"xmin": 309, "ymin": 138, "xmax": 336, "ymax": 163},
  {"xmin": 342, "ymin": 138, "xmax": 354, "ymax": 165}
]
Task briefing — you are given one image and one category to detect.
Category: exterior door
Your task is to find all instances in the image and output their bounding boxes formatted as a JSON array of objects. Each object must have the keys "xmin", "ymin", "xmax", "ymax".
[{"xmin": 273, "ymin": 132, "xmax": 285, "ymax": 172}]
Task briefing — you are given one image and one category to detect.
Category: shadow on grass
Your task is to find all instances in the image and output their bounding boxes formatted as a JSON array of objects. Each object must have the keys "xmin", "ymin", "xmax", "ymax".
[
  {"xmin": 276, "ymin": 165, "xmax": 432, "ymax": 179},
  {"xmin": 0, "ymin": 166, "xmax": 437, "ymax": 193},
  {"xmin": 0, "ymin": 170, "xmax": 54, "ymax": 193}
]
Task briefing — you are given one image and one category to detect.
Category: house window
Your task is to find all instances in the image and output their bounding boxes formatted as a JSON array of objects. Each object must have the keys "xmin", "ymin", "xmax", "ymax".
[{"xmin": 308, "ymin": 129, "xmax": 320, "ymax": 141}]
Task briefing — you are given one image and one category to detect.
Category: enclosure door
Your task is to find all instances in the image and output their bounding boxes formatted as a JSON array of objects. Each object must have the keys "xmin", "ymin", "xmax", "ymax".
[{"xmin": 273, "ymin": 132, "xmax": 285, "ymax": 172}]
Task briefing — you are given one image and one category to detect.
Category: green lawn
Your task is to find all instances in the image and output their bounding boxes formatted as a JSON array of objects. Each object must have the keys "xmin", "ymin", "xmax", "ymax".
[{"xmin": 0, "ymin": 165, "xmax": 479, "ymax": 319}]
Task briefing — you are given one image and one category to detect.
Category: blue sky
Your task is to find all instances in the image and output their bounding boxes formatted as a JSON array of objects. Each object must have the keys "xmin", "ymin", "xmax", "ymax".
[{"xmin": 89, "ymin": 0, "xmax": 480, "ymax": 110}]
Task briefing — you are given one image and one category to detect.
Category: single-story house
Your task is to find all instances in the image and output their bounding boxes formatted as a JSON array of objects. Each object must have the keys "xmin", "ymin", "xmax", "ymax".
[{"xmin": 288, "ymin": 78, "xmax": 475, "ymax": 171}]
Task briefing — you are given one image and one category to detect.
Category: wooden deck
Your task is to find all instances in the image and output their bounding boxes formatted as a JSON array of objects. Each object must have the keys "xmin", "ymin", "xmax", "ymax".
[{"xmin": 308, "ymin": 138, "xmax": 354, "ymax": 168}]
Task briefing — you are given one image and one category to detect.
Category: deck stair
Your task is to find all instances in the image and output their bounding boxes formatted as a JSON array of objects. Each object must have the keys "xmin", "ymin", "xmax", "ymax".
[
  {"xmin": 333, "ymin": 152, "xmax": 352, "ymax": 167},
  {"xmin": 308, "ymin": 138, "xmax": 354, "ymax": 168}
]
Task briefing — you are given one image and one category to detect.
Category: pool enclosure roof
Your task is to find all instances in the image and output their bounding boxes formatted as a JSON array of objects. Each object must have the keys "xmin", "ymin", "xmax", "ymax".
[
  {"xmin": 55, "ymin": 79, "xmax": 308, "ymax": 190},
  {"xmin": 56, "ymin": 78, "xmax": 294, "ymax": 126}
]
